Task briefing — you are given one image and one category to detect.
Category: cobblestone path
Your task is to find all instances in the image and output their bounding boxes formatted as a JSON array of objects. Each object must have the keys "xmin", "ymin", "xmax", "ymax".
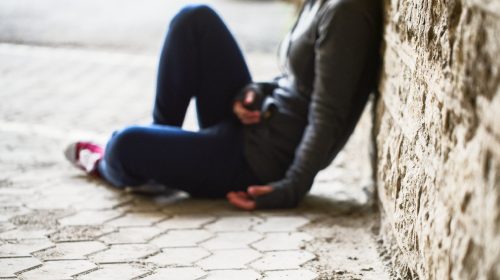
[{"xmin": 0, "ymin": 43, "xmax": 389, "ymax": 279}]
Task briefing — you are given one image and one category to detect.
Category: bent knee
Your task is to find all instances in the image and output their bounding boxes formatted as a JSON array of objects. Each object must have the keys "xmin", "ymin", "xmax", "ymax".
[
  {"xmin": 107, "ymin": 126, "xmax": 146, "ymax": 155},
  {"xmin": 172, "ymin": 4, "xmax": 218, "ymax": 27},
  {"xmin": 179, "ymin": 4, "xmax": 216, "ymax": 17}
]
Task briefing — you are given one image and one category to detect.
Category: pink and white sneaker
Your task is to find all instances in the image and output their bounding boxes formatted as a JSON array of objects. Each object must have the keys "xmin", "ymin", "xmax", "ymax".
[{"xmin": 64, "ymin": 142, "xmax": 104, "ymax": 174}]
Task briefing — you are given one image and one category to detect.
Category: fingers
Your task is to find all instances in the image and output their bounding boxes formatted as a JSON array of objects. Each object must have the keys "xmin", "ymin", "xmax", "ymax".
[
  {"xmin": 248, "ymin": 185, "xmax": 274, "ymax": 197},
  {"xmin": 234, "ymin": 102, "xmax": 260, "ymax": 118},
  {"xmin": 226, "ymin": 186, "xmax": 274, "ymax": 211},
  {"xmin": 226, "ymin": 191, "xmax": 256, "ymax": 210},
  {"xmin": 233, "ymin": 101, "xmax": 261, "ymax": 125}
]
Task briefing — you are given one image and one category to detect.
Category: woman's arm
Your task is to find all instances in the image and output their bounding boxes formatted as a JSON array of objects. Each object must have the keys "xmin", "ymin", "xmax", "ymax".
[{"xmin": 255, "ymin": 3, "xmax": 377, "ymax": 209}]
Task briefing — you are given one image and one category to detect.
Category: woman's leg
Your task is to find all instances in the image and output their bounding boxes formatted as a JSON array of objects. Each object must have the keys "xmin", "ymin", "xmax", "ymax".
[
  {"xmin": 97, "ymin": 5, "xmax": 258, "ymax": 194},
  {"xmin": 98, "ymin": 121, "xmax": 261, "ymax": 197},
  {"xmin": 153, "ymin": 4, "xmax": 252, "ymax": 128}
]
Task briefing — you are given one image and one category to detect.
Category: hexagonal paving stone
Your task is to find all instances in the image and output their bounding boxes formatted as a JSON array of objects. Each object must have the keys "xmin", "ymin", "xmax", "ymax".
[
  {"xmin": 252, "ymin": 210, "xmax": 303, "ymax": 217},
  {"xmin": 155, "ymin": 215, "xmax": 215, "ymax": 230},
  {"xmin": 251, "ymin": 232, "xmax": 313, "ymax": 251},
  {"xmin": 201, "ymin": 232, "xmax": 263, "ymax": 250},
  {"xmin": 19, "ymin": 260, "xmax": 96, "ymax": 280},
  {"xmin": 71, "ymin": 194, "xmax": 132, "ymax": 211},
  {"xmin": 0, "ymin": 227, "xmax": 53, "ymax": 240},
  {"xmin": 58, "ymin": 210, "xmax": 123, "ymax": 226},
  {"xmin": 0, "ymin": 222, "xmax": 16, "ymax": 233},
  {"xmin": 0, "ymin": 257, "xmax": 42, "ymax": 278},
  {"xmin": 204, "ymin": 216, "xmax": 262, "ymax": 232},
  {"xmin": 150, "ymin": 229, "xmax": 213, "ymax": 247},
  {"xmin": 77, "ymin": 264, "xmax": 149, "ymax": 280},
  {"xmin": 250, "ymin": 251, "xmax": 316, "ymax": 271},
  {"xmin": 203, "ymin": 269, "xmax": 261, "ymax": 280},
  {"xmin": 253, "ymin": 217, "xmax": 309, "ymax": 232},
  {"xmin": 0, "ymin": 195, "xmax": 27, "ymax": 208},
  {"xmin": 160, "ymin": 199, "xmax": 226, "ymax": 215},
  {"xmin": 141, "ymin": 267, "xmax": 206, "ymax": 280},
  {"xmin": 25, "ymin": 195, "xmax": 81, "ymax": 209},
  {"xmin": 31, "ymin": 186, "xmax": 119, "ymax": 211},
  {"xmin": 0, "ymin": 206, "xmax": 30, "ymax": 222},
  {"xmin": 0, "ymin": 186, "xmax": 36, "ymax": 197},
  {"xmin": 106, "ymin": 212, "xmax": 166, "ymax": 227},
  {"xmin": 48, "ymin": 225, "xmax": 115, "ymax": 242},
  {"xmin": 9, "ymin": 209, "xmax": 69, "ymax": 229},
  {"xmin": 0, "ymin": 239, "xmax": 54, "ymax": 257},
  {"xmin": 118, "ymin": 200, "xmax": 162, "ymax": 212},
  {"xmin": 196, "ymin": 249, "xmax": 261, "ymax": 270},
  {"xmin": 145, "ymin": 247, "xmax": 210, "ymax": 266},
  {"xmin": 90, "ymin": 244, "xmax": 159, "ymax": 263},
  {"xmin": 99, "ymin": 226, "xmax": 163, "ymax": 244},
  {"xmin": 263, "ymin": 269, "xmax": 318, "ymax": 280},
  {"xmin": 35, "ymin": 241, "xmax": 107, "ymax": 260}
]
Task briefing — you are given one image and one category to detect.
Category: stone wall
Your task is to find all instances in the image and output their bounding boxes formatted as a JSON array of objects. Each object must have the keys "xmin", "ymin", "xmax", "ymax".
[{"xmin": 375, "ymin": 0, "xmax": 500, "ymax": 279}]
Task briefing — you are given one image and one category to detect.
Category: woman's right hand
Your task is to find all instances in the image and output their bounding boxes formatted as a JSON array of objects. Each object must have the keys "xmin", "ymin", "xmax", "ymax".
[{"xmin": 233, "ymin": 90, "xmax": 261, "ymax": 125}]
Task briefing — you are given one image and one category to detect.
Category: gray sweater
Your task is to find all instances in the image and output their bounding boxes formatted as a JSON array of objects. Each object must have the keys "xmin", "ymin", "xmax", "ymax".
[{"xmin": 243, "ymin": 0, "xmax": 382, "ymax": 208}]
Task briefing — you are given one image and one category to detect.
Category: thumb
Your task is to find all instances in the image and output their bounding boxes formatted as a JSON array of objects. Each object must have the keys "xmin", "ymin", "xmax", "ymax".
[
  {"xmin": 248, "ymin": 185, "xmax": 274, "ymax": 197},
  {"xmin": 244, "ymin": 91, "xmax": 255, "ymax": 105}
]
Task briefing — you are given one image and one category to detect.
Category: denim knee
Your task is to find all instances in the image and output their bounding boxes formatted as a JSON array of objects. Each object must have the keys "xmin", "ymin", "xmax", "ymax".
[
  {"xmin": 171, "ymin": 4, "xmax": 219, "ymax": 29},
  {"xmin": 99, "ymin": 126, "xmax": 147, "ymax": 187},
  {"xmin": 106, "ymin": 126, "xmax": 144, "ymax": 159},
  {"xmin": 104, "ymin": 127, "xmax": 146, "ymax": 172}
]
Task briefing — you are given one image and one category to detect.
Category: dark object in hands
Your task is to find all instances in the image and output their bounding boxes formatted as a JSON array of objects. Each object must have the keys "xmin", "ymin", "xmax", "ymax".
[
  {"xmin": 242, "ymin": 90, "xmax": 264, "ymax": 111},
  {"xmin": 239, "ymin": 85, "xmax": 277, "ymax": 120}
]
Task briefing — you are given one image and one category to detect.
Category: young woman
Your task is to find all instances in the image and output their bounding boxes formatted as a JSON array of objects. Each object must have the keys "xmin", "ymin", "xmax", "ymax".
[{"xmin": 65, "ymin": 0, "xmax": 382, "ymax": 210}]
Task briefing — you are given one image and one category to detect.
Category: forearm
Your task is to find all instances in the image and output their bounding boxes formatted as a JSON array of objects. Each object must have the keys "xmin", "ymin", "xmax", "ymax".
[{"xmin": 254, "ymin": 4, "xmax": 375, "ymax": 209}]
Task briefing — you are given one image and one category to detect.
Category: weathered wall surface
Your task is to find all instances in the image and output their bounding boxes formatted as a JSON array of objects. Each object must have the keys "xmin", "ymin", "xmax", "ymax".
[{"xmin": 375, "ymin": 0, "xmax": 500, "ymax": 279}]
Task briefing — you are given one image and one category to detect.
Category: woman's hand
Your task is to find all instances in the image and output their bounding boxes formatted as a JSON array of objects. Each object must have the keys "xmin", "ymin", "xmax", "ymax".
[
  {"xmin": 226, "ymin": 185, "xmax": 274, "ymax": 210},
  {"xmin": 233, "ymin": 90, "xmax": 261, "ymax": 125}
]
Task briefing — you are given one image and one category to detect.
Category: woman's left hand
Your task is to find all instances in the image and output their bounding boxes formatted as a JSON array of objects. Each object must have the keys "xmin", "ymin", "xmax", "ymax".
[{"xmin": 226, "ymin": 185, "xmax": 274, "ymax": 210}]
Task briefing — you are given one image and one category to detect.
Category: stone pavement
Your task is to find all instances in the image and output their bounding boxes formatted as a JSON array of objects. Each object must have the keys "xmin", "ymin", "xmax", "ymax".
[
  {"xmin": 0, "ymin": 0, "xmax": 294, "ymax": 55},
  {"xmin": 0, "ymin": 43, "xmax": 390, "ymax": 279}
]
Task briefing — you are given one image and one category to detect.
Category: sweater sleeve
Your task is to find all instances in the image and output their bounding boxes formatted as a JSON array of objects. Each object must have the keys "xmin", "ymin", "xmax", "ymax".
[{"xmin": 255, "ymin": 4, "xmax": 375, "ymax": 209}]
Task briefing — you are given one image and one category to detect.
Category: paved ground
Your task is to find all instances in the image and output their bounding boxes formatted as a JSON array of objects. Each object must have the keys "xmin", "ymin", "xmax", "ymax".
[
  {"xmin": 0, "ymin": 1, "xmax": 390, "ymax": 279},
  {"xmin": 0, "ymin": 0, "xmax": 294, "ymax": 54}
]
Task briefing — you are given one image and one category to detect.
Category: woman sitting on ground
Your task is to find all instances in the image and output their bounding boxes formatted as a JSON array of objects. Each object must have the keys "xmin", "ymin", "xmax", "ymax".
[{"xmin": 65, "ymin": 0, "xmax": 382, "ymax": 210}]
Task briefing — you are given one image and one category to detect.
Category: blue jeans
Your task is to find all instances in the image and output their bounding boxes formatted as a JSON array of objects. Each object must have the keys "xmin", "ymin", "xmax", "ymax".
[{"xmin": 97, "ymin": 4, "xmax": 262, "ymax": 198}]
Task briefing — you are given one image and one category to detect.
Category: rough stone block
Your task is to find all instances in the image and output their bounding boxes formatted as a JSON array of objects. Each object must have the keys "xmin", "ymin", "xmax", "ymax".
[{"xmin": 375, "ymin": 0, "xmax": 500, "ymax": 278}]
